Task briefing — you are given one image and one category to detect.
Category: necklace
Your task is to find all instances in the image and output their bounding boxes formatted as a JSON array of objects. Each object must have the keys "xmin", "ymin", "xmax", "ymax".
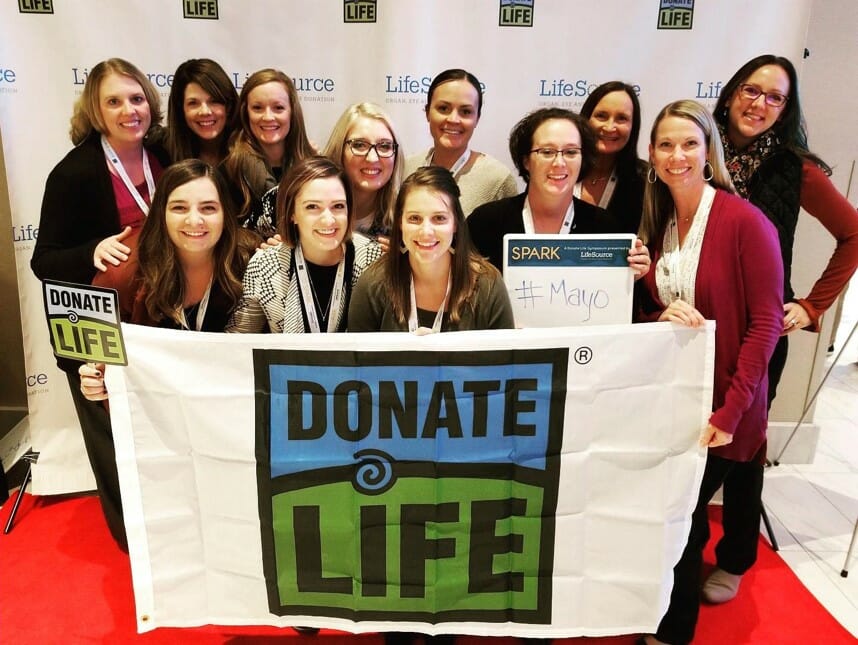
[
  {"xmin": 589, "ymin": 174, "xmax": 610, "ymax": 185},
  {"xmin": 306, "ymin": 267, "xmax": 332, "ymax": 323}
]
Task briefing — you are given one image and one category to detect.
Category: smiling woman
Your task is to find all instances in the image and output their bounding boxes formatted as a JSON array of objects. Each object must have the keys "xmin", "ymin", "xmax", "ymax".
[
  {"xmin": 404, "ymin": 69, "xmax": 518, "ymax": 216},
  {"xmin": 164, "ymin": 58, "xmax": 238, "ymax": 165},
  {"xmin": 220, "ymin": 68, "xmax": 314, "ymax": 233},
  {"xmin": 30, "ymin": 57, "xmax": 170, "ymax": 549},
  {"xmin": 228, "ymin": 156, "xmax": 383, "ymax": 334},
  {"xmin": 467, "ymin": 107, "xmax": 651, "ymax": 280},
  {"xmin": 577, "ymin": 81, "xmax": 646, "ymax": 234},
  {"xmin": 348, "ymin": 166, "xmax": 514, "ymax": 333},
  {"xmin": 322, "ymin": 102, "xmax": 404, "ymax": 249}
]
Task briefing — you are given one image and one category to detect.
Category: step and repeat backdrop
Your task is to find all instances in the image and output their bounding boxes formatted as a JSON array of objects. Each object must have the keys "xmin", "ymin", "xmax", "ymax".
[{"xmin": 0, "ymin": 0, "xmax": 810, "ymax": 494}]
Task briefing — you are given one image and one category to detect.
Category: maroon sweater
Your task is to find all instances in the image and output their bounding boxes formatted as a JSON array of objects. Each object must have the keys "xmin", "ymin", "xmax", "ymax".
[{"xmin": 636, "ymin": 190, "xmax": 784, "ymax": 462}]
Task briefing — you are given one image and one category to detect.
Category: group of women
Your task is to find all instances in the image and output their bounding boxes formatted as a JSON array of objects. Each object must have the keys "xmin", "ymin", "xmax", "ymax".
[{"xmin": 30, "ymin": 54, "xmax": 858, "ymax": 645}]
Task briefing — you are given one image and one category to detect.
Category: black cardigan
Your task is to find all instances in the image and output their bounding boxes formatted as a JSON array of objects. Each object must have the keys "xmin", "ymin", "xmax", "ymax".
[
  {"xmin": 31, "ymin": 132, "xmax": 169, "ymax": 285},
  {"xmin": 466, "ymin": 192, "xmax": 621, "ymax": 273}
]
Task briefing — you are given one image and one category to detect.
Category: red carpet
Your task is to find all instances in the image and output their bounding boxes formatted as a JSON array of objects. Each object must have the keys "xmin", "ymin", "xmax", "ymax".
[{"xmin": 0, "ymin": 493, "xmax": 853, "ymax": 644}]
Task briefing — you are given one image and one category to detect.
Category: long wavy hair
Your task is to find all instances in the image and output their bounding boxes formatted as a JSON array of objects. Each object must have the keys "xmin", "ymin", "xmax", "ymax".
[
  {"xmin": 165, "ymin": 58, "xmax": 238, "ymax": 163},
  {"xmin": 384, "ymin": 166, "xmax": 495, "ymax": 325},
  {"xmin": 713, "ymin": 54, "xmax": 830, "ymax": 173},
  {"xmin": 322, "ymin": 102, "xmax": 403, "ymax": 232},
  {"xmin": 222, "ymin": 69, "xmax": 314, "ymax": 216},
  {"xmin": 276, "ymin": 156, "xmax": 354, "ymax": 248},
  {"xmin": 69, "ymin": 58, "xmax": 163, "ymax": 145},
  {"xmin": 508, "ymin": 107, "xmax": 596, "ymax": 183},
  {"xmin": 580, "ymin": 81, "xmax": 643, "ymax": 181},
  {"xmin": 137, "ymin": 160, "xmax": 250, "ymax": 326},
  {"xmin": 640, "ymin": 100, "xmax": 735, "ymax": 246}
]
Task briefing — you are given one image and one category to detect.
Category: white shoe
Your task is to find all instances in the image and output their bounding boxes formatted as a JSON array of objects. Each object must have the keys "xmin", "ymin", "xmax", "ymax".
[{"xmin": 702, "ymin": 567, "xmax": 742, "ymax": 603}]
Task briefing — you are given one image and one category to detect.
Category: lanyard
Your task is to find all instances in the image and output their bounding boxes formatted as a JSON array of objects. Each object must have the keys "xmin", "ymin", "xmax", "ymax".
[
  {"xmin": 573, "ymin": 169, "xmax": 617, "ymax": 209},
  {"xmin": 426, "ymin": 147, "xmax": 471, "ymax": 179},
  {"xmin": 521, "ymin": 196, "xmax": 575, "ymax": 234},
  {"xmin": 295, "ymin": 244, "xmax": 346, "ymax": 333},
  {"xmin": 408, "ymin": 271, "xmax": 451, "ymax": 333},
  {"xmin": 101, "ymin": 135, "xmax": 156, "ymax": 216},
  {"xmin": 177, "ymin": 278, "xmax": 212, "ymax": 331}
]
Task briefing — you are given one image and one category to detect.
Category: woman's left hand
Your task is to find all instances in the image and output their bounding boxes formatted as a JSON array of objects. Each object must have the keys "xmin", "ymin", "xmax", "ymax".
[
  {"xmin": 699, "ymin": 423, "xmax": 733, "ymax": 448},
  {"xmin": 782, "ymin": 301, "xmax": 810, "ymax": 335},
  {"xmin": 628, "ymin": 238, "xmax": 651, "ymax": 280}
]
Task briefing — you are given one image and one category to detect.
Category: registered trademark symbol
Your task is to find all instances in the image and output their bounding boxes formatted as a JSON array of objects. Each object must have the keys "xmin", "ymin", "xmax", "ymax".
[{"xmin": 574, "ymin": 346, "xmax": 593, "ymax": 365}]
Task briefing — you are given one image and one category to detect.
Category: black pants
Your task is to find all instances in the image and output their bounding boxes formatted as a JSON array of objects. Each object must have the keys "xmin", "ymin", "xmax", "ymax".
[
  {"xmin": 66, "ymin": 371, "xmax": 127, "ymax": 550},
  {"xmin": 655, "ymin": 454, "xmax": 749, "ymax": 645},
  {"xmin": 714, "ymin": 335, "xmax": 787, "ymax": 575}
]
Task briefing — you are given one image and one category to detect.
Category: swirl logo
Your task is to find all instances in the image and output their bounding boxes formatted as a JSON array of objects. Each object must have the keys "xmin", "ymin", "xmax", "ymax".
[
  {"xmin": 67, "ymin": 310, "xmax": 79, "ymax": 324},
  {"xmin": 352, "ymin": 449, "xmax": 395, "ymax": 495}
]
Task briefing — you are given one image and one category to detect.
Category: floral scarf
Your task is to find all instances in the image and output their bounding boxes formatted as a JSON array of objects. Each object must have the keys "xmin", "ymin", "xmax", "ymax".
[{"xmin": 718, "ymin": 123, "xmax": 781, "ymax": 198}]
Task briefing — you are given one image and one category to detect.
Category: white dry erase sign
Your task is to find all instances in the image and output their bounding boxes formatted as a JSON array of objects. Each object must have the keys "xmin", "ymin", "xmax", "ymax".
[{"xmin": 503, "ymin": 234, "xmax": 635, "ymax": 327}]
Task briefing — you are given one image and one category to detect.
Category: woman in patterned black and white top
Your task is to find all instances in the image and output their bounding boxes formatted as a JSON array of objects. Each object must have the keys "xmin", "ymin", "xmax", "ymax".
[{"xmin": 227, "ymin": 156, "xmax": 382, "ymax": 333}]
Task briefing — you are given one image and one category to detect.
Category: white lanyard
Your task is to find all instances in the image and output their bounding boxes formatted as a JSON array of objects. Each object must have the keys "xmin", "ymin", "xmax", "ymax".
[
  {"xmin": 521, "ymin": 196, "xmax": 575, "ymax": 234},
  {"xmin": 177, "ymin": 278, "xmax": 212, "ymax": 331},
  {"xmin": 427, "ymin": 147, "xmax": 471, "ymax": 179},
  {"xmin": 101, "ymin": 135, "xmax": 156, "ymax": 216},
  {"xmin": 295, "ymin": 244, "xmax": 346, "ymax": 333},
  {"xmin": 408, "ymin": 271, "xmax": 451, "ymax": 333},
  {"xmin": 573, "ymin": 169, "xmax": 617, "ymax": 209}
]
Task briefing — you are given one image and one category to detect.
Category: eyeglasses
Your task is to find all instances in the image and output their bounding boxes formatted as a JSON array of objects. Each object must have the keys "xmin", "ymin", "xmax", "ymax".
[
  {"xmin": 738, "ymin": 84, "xmax": 788, "ymax": 108},
  {"xmin": 346, "ymin": 139, "xmax": 398, "ymax": 158},
  {"xmin": 530, "ymin": 147, "xmax": 582, "ymax": 162}
]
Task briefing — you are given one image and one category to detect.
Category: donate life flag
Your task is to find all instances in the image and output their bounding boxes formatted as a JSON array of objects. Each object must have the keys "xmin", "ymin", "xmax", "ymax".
[{"xmin": 107, "ymin": 322, "xmax": 713, "ymax": 637}]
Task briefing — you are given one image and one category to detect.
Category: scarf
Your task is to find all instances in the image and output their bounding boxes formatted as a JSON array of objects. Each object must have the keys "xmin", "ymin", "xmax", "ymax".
[{"xmin": 718, "ymin": 122, "xmax": 781, "ymax": 198}]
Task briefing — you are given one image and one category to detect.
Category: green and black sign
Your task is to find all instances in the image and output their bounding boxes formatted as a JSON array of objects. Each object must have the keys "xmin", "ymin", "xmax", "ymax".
[
  {"xmin": 43, "ymin": 280, "xmax": 126, "ymax": 365},
  {"xmin": 255, "ymin": 348, "xmax": 567, "ymax": 623}
]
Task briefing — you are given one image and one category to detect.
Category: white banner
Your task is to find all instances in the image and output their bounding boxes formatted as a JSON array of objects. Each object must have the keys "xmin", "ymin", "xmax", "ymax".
[
  {"xmin": 0, "ymin": 0, "xmax": 810, "ymax": 493},
  {"xmin": 108, "ymin": 322, "xmax": 714, "ymax": 636}
]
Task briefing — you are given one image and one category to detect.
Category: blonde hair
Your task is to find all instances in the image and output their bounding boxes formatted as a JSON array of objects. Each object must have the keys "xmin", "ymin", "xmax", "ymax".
[
  {"xmin": 69, "ymin": 58, "xmax": 162, "ymax": 145},
  {"xmin": 640, "ymin": 99, "xmax": 734, "ymax": 245},
  {"xmin": 322, "ymin": 102, "xmax": 403, "ymax": 232}
]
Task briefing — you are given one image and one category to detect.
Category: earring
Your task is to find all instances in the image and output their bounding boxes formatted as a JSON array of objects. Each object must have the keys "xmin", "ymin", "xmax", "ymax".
[
  {"xmin": 703, "ymin": 160, "xmax": 714, "ymax": 181},
  {"xmin": 647, "ymin": 166, "xmax": 657, "ymax": 184},
  {"xmin": 400, "ymin": 241, "xmax": 408, "ymax": 254}
]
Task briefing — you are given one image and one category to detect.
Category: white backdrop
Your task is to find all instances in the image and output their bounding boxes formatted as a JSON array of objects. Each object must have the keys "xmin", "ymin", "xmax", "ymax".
[{"xmin": 0, "ymin": 0, "xmax": 812, "ymax": 493}]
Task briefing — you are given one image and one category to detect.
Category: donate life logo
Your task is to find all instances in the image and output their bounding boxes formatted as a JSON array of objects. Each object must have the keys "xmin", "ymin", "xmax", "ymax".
[{"xmin": 255, "ymin": 348, "xmax": 567, "ymax": 623}]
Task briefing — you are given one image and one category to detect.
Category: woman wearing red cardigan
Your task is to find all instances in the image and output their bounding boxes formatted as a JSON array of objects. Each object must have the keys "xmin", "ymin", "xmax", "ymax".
[{"xmin": 635, "ymin": 100, "xmax": 783, "ymax": 645}]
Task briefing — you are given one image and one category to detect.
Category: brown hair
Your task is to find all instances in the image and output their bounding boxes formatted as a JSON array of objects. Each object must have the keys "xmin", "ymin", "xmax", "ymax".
[
  {"xmin": 137, "ymin": 159, "xmax": 250, "ymax": 326},
  {"xmin": 275, "ymin": 156, "xmax": 354, "ymax": 248},
  {"xmin": 221, "ymin": 69, "xmax": 314, "ymax": 217},
  {"xmin": 384, "ymin": 166, "xmax": 494, "ymax": 324}
]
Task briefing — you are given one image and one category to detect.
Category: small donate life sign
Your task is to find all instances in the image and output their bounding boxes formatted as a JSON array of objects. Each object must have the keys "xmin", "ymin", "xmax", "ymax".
[
  {"xmin": 503, "ymin": 234, "xmax": 635, "ymax": 327},
  {"xmin": 42, "ymin": 280, "xmax": 127, "ymax": 365}
]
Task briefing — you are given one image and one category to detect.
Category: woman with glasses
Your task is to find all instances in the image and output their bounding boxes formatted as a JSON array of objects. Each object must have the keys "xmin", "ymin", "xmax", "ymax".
[
  {"xmin": 227, "ymin": 156, "xmax": 382, "ymax": 334},
  {"xmin": 577, "ymin": 81, "xmax": 646, "ymax": 234},
  {"xmin": 636, "ymin": 99, "xmax": 784, "ymax": 645},
  {"xmin": 404, "ymin": 68, "xmax": 518, "ymax": 217},
  {"xmin": 467, "ymin": 107, "xmax": 651, "ymax": 277},
  {"xmin": 323, "ymin": 102, "xmax": 404, "ymax": 251},
  {"xmin": 348, "ymin": 166, "xmax": 514, "ymax": 333},
  {"xmin": 221, "ymin": 68, "xmax": 314, "ymax": 236},
  {"xmin": 698, "ymin": 55, "xmax": 858, "ymax": 606}
]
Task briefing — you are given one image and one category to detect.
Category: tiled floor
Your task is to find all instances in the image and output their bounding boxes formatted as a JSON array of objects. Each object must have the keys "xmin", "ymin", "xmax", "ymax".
[{"xmin": 762, "ymin": 281, "xmax": 858, "ymax": 637}]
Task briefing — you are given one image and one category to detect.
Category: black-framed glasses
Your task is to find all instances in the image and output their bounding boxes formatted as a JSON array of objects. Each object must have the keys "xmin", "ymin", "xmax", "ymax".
[
  {"xmin": 530, "ymin": 147, "xmax": 582, "ymax": 162},
  {"xmin": 346, "ymin": 139, "xmax": 398, "ymax": 158},
  {"xmin": 738, "ymin": 84, "xmax": 788, "ymax": 108}
]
